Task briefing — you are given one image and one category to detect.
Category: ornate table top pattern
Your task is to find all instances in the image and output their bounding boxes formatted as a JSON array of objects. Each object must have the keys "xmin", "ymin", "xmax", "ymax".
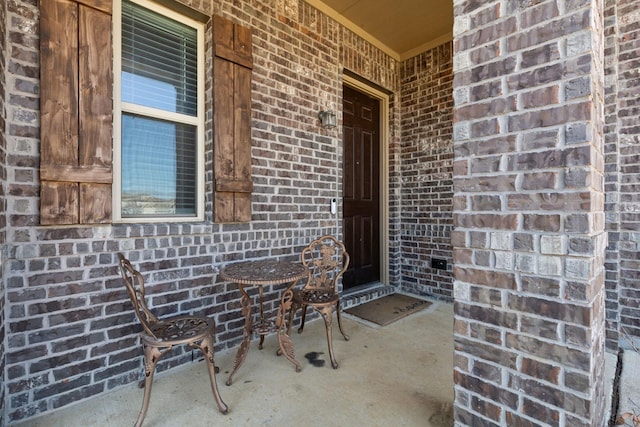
[{"xmin": 220, "ymin": 260, "xmax": 307, "ymax": 285}]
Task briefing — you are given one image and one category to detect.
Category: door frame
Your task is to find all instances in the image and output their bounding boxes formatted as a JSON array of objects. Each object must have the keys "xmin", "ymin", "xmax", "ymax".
[{"xmin": 343, "ymin": 74, "xmax": 390, "ymax": 286}]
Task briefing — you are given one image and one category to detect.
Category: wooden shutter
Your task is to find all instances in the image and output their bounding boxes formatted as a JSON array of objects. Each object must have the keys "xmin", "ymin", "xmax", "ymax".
[
  {"xmin": 213, "ymin": 15, "xmax": 253, "ymax": 223},
  {"xmin": 40, "ymin": 0, "xmax": 113, "ymax": 225}
]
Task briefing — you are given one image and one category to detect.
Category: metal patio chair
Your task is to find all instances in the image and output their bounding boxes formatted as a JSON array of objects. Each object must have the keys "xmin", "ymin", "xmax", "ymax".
[
  {"xmin": 287, "ymin": 235, "xmax": 350, "ymax": 369},
  {"xmin": 117, "ymin": 253, "xmax": 228, "ymax": 427}
]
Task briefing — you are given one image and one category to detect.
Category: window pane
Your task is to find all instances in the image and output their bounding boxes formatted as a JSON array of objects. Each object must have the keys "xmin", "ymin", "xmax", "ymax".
[
  {"xmin": 121, "ymin": 114, "xmax": 197, "ymax": 217},
  {"xmin": 122, "ymin": 0, "xmax": 197, "ymax": 115}
]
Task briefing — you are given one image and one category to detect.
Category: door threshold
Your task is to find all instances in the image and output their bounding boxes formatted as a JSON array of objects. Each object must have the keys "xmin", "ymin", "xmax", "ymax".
[{"xmin": 341, "ymin": 282, "xmax": 396, "ymax": 309}]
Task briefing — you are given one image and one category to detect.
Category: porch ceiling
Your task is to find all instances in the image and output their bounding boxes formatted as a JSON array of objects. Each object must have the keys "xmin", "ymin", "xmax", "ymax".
[{"xmin": 309, "ymin": 0, "xmax": 453, "ymax": 60}]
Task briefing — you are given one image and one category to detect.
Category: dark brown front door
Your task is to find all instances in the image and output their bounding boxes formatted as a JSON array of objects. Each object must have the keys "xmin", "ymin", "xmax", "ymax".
[{"xmin": 342, "ymin": 85, "xmax": 380, "ymax": 290}]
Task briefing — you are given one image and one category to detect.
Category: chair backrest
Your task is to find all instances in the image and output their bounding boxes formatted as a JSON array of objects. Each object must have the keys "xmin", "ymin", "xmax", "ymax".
[
  {"xmin": 117, "ymin": 253, "xmax": 160, "ymax": 339},
  {"xmin": 300, "ymin": 235, "xmax": 350, "ymax": 291}
]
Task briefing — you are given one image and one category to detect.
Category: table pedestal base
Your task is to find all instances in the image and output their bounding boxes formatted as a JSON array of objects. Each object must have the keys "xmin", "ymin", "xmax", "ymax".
[{"xmin": 225, "ymin": 282, "xmax": 301, "ymax": 386}]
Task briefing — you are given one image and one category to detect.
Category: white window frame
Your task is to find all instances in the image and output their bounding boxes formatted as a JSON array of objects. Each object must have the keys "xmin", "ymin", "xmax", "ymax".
[{"xmin": 112, "ymin": 0, "xmax": 205, "ymax": 223}]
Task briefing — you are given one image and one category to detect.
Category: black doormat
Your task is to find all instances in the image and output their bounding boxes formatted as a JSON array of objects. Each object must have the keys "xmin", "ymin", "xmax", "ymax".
[{"xmin": 345, "ymin": 294, "xmax": 432, "ymax": 326}]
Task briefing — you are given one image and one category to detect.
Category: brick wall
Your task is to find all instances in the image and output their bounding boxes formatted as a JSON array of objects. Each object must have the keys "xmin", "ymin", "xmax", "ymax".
[
  {"xmin": 613, "ymin": 0, "xmax": 640, "ymax": 350},
  {"xmin": 2, "ymin": 0, "xmax": 404, "ymax": 423},
  {"xmin": 0, "ymin": 0, "xmax": 7, "ymax": 421},
  {"xmin": 599, "ymin": 0, "xmax": 640, "ymax": 355},
  {"xmin": 4, "ymin": 0, "xmax": 630, "ymax": 424},
  {"xmin": 452, "ymin": 1, "xmax": 607, "ymax": 425},
  {"xmin": 388, "ymin": 94, "xmax": 403, "ymax": 286},
  {"xmin": 604, "ymin": 0, "xmax": 621, "ymax": 352},
  {"xmin": 399, "ymin": 43, "xmax": 454, "ymax": 300}
]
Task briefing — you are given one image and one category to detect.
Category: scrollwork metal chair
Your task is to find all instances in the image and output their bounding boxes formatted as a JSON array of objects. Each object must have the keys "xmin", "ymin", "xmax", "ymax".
[
  {"xmin": 287, "ymin": 235, "xmax": 350, "ymax": 369},
  {"xmin": 117, "ymin": 253, "xmax": 228, "ymax": 427}
]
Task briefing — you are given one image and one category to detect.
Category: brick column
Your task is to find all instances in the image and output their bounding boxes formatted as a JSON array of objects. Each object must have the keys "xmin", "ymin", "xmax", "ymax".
[{"xmin": 452, "ymin": 1, "xmax": 607, "ymax": 426}]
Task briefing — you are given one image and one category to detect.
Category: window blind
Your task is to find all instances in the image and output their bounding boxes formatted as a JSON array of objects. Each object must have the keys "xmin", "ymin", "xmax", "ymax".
[{"xmin": 120, "ymin": 0, "xmax": 199, "ymax": 218}]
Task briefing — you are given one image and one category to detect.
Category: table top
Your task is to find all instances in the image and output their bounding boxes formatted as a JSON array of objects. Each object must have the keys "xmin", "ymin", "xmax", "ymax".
[{"xmin": 220, "ymin": 259, "xmax": 308, "ymax": 285}]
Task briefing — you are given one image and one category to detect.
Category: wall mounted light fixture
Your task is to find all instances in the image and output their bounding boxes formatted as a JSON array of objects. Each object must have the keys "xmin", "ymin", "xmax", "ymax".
[{"xmin": 318, "ymin": 110, "xmax": 337, "ymax": 128}]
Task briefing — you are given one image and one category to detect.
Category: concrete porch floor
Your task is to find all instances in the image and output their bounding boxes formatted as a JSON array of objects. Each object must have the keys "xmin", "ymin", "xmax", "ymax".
[{"xmin": 16, "ymin": 299, "xmax": 455, "ymax": 427}]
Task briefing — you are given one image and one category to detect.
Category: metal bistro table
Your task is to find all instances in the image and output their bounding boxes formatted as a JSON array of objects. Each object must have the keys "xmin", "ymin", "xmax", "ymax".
[{"xmin": 220, "ymin": 259, "xmax": 308, "ymax": 385}]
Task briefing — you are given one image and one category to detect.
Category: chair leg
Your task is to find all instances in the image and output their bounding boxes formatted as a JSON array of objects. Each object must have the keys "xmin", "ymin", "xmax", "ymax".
[
  {"xmin": 201, "ymin": 335, "xmax": 229, "ymax": 414},
  {"xmin": 136, "ymin": 344, "xmax": 162, "ymax": 427},
  {"xmin": 336, "ymin": 301, "xmax": 350, "ymax": 341},
  {"xmin": 319, "ymin": 306, "xmax": 339, "ymax": 369},
  {"xmin": 297, "ymin": 305, "xmax": 308, "ymax": 334}
]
